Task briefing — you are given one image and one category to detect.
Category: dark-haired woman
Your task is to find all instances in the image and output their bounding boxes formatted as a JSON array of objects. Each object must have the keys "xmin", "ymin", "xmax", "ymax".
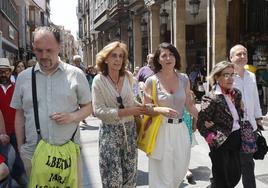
[
  {"xmin": 143, "ymin": 42, "xmax": 198, "ymax": 187},
  {"xmin": 11, "ymin": 61, "xmax": 26, "ymax": 82}
]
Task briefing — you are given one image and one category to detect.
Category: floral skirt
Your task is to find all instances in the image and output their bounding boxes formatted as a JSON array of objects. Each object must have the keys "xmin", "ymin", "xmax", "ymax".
[{"xmin": 99, "ymin": 121, "xmax": 137, "ymax": 188}]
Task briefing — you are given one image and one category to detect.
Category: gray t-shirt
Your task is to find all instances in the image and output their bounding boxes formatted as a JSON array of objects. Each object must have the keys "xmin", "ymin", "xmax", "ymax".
[
  {"xmin": 145, "ymin": 73, "xmax": 188, "ymax": 119},
  {"xmin": 11, "ymin": 60, "xmax": 92, "ymax": 159}
]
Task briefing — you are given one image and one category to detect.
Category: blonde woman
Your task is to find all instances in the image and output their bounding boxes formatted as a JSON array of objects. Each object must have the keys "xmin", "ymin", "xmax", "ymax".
[{"xmin": 92, "ymin": 41, "xmax": 148, "ymax": 187}]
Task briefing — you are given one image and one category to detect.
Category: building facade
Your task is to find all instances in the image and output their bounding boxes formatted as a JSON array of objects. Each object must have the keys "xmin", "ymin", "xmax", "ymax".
[
  {"xmin": 1, "ymin": 0, "xmax": 77, "ymax": 65},
  {"xmin": 0, "ymin": 0, "xmax": 19, "ymax": 62},
  {"xmin": 78, "ymin": 0, "xmax": 268, "ymax": 108},
  {"xmin": 0, "ymin": 0, "xmax": 51, "ymax": 62},
  {"xmin": 77, "ymin": 0, "xmax": 212, "ymax": 71},
  {"xmin": 53, "ymin": 24, "xmax": 78, "ymax": 64}
]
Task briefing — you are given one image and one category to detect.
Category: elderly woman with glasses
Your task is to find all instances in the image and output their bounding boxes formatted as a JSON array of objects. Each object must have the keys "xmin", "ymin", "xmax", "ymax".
[
  {"xmin": 197, "ymin": 61, "xmax": 243, "ymax": 188},
  {"xmin": 92, "ymin": 41, "xmax": 148, "ymax": 188}
]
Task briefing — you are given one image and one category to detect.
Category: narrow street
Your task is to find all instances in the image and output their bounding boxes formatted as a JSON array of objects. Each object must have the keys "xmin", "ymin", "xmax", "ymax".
[{"xmin": 80, "ymin": 116, "xmax": 268, "ymax": 188}]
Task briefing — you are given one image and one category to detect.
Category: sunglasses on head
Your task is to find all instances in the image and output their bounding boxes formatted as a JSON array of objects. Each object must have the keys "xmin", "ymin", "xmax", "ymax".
[{"xmin": 116, "ymin": 96, "xmax": 125, "ymax": 109}]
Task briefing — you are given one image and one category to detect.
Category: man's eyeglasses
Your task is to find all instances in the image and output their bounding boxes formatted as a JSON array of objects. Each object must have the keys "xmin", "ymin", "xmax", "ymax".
[
  {"xmin": 221, "ymin": 73, "xmax": 236, "ymax": 80},
  {"xmin": 116, "ymin": 96, "xmax": 125, "ymax": 109}
]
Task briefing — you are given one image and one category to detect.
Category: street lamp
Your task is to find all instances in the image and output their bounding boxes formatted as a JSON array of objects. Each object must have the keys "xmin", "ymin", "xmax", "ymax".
[
  {"xmin": 115, "ymin": 28, "xmax": 121, "ymax": 39},
  {"xmin": 160, "ymin": 9, "xmax": 169, "ymax": 35},
  {"xmin": 127, "ymin": 26, "xmax": 132, "ymax": 37},
  {"xmin": 189, "ymin": 0, "xmax": 201, "ymax": 18},
  {"xmin": 160, "ymin": 9, "xmax": 169, "ymax": 25},
  {"xmin": 141, "ymin": 19, "xmax": 147, "ymax": 36},
  {"xmin": 122, "ymin": 0, "xmax": 129, "ymax": 5},
  {"xmin": 86, "ymin": 37, "xmax": 90, "ymax": 45}
]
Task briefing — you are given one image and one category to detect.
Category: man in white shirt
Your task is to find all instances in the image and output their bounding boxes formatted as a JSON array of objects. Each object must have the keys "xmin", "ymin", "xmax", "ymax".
[{"xmin": 230, "ymin": 44, "xmax": 263, "ymax": 188}]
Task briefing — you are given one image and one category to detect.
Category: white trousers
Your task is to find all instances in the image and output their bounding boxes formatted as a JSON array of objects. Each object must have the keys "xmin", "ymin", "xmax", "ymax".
[{"xmin": 149, "ymin": 119, "xmax": 191, "ymax": 188}]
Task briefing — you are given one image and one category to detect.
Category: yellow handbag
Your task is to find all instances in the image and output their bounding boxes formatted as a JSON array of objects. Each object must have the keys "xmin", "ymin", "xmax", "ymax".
[{"xmin": 137, "ymin": 79, "xmax": 163, "ymax": 156}]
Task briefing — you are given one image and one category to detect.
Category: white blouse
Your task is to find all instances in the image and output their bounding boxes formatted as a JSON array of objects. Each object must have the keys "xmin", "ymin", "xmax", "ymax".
[
  {"xmin": 215, "ymin": 85, "xmax": 240, "ymax": 132},
  {"xmin": 92, "ymin": 73, "xmax": 135, "ymax": 124}
]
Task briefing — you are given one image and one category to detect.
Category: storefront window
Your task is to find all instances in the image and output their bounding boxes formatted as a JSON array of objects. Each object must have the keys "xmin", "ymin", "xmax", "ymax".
[{"xmin": 246, "ymin": 0, "xmax": 268, "ymax": 32}]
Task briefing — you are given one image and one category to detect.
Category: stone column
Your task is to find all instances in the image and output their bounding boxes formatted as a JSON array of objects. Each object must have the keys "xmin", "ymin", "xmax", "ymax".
[
  {"xmin": 82, "ymin": 45, "xmax": 87, "ymax": 65},
  {"xmin": 91, "ymin": 39, "xmax": 96, "ymax": 66},
  {"xmin": 174, "ymin": 0, "xmax": 186, "ymax": 72},
  {"xmin": 96, "ymin": 34, "xmax": 101, "ymax": 53},
  {"xmin": 121, "ymin": 22, "xmax": 128, "ymax": 44},
  {"xmin": 149, "ymin": 4, "xmax": 160, "ymax": 53},
  {"xmin": 133, "ymin": 15, "xmax": 142, "ymax": 68},
  {"xmin": 87, "ymin": 44, "xmax": 92, "ymax": 66},
  {"xmin": 215, "ymin": 0, "xmax": 227, "ymax": 63}
]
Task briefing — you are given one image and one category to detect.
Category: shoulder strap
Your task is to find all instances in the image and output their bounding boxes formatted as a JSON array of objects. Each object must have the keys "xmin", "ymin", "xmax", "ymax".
[
  {"xmin": 31, "ymin": 65, "xmax": 41, "ymax": 135},
  {"xmin": 31, "ymin": 66, "xmax": 78, "ymax": 142},
  {"xmin": 152, "ymin": 79, "xmax": 157, "ymax": 105},
  {"xmin": 179, "ymin": 73, "xmax": 187, "ymax": 91}
]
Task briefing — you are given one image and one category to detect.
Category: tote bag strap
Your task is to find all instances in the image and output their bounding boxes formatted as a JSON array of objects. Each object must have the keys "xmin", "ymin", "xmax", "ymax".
[
  {"xmin": 32, "ymin": 65, "xmax": 41, "ymax": 136},
  {"xmin": 151, "ymin": 79, "xmax": 157, "ymax": 105}
]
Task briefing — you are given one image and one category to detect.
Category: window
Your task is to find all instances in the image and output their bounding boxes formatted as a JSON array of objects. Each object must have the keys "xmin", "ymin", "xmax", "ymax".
[
  {"xmin": 247, "ymin": 0, "xmax": 268, "ymax": 32},
  {"xmin": 1, "ymin": 0, "xmax": 18, "ymax": 26}
]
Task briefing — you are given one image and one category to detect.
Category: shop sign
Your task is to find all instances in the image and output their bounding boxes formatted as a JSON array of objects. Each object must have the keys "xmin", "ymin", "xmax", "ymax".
[{"xmin": 8, "ymin": 26, "xmax": 15, "ymax": 40}]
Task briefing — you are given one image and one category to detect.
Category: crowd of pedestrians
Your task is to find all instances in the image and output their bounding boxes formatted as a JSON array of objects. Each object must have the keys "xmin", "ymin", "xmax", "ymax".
[{"xmin": 0, "ymin": 25, "xmax": 266, "ymax": 188}]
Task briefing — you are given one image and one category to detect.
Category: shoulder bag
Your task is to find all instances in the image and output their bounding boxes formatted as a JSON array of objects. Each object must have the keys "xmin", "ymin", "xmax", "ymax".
[
  {"xmin": 253, "ymin": 130, "xmax": 268, "ymax": 160},
  {"xmin": 240, "ymin": 120, "xmax": 257, "ymax": 154},
  {"xmin": 137, "ymin": 79, "xmax": 163, "ymax": 156}
]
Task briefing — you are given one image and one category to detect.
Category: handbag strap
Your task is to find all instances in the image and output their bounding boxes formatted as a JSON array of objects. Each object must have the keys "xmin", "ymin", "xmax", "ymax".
[
  {"xmin": 151, "ymin": 79, "xmax": 157, "ymax": 105},
  {"xmin": 31, "ymin": 65, "xmax": 41, "ymax": 136}
]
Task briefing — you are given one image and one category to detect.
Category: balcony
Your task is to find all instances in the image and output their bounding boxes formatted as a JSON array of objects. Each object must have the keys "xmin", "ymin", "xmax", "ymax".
[
  {"xmin": 108, "ymin": 0, "xmax": 129, "ymax": 20},
  {"xmin": 127, "ymin": 0, "xmax": 144, "ymax": 12},
  {"xmin": 93, "ymin": 0, "xmax": 130, "ymax": 31},
  {"xmin": 76, "ymin": 5, "xmax": 84, "ymax": 17}
]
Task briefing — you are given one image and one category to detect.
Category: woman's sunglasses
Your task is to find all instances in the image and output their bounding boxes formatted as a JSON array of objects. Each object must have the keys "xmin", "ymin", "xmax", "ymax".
[{"xmin": 116, "ymin": 96, "xmax": 125, "ymax": 109}]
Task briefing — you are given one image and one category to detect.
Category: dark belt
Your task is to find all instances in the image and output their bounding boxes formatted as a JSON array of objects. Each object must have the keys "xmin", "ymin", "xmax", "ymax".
[{"xmin": 167, "ymin": 118, "xmax": 183, "ymax": 124}]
